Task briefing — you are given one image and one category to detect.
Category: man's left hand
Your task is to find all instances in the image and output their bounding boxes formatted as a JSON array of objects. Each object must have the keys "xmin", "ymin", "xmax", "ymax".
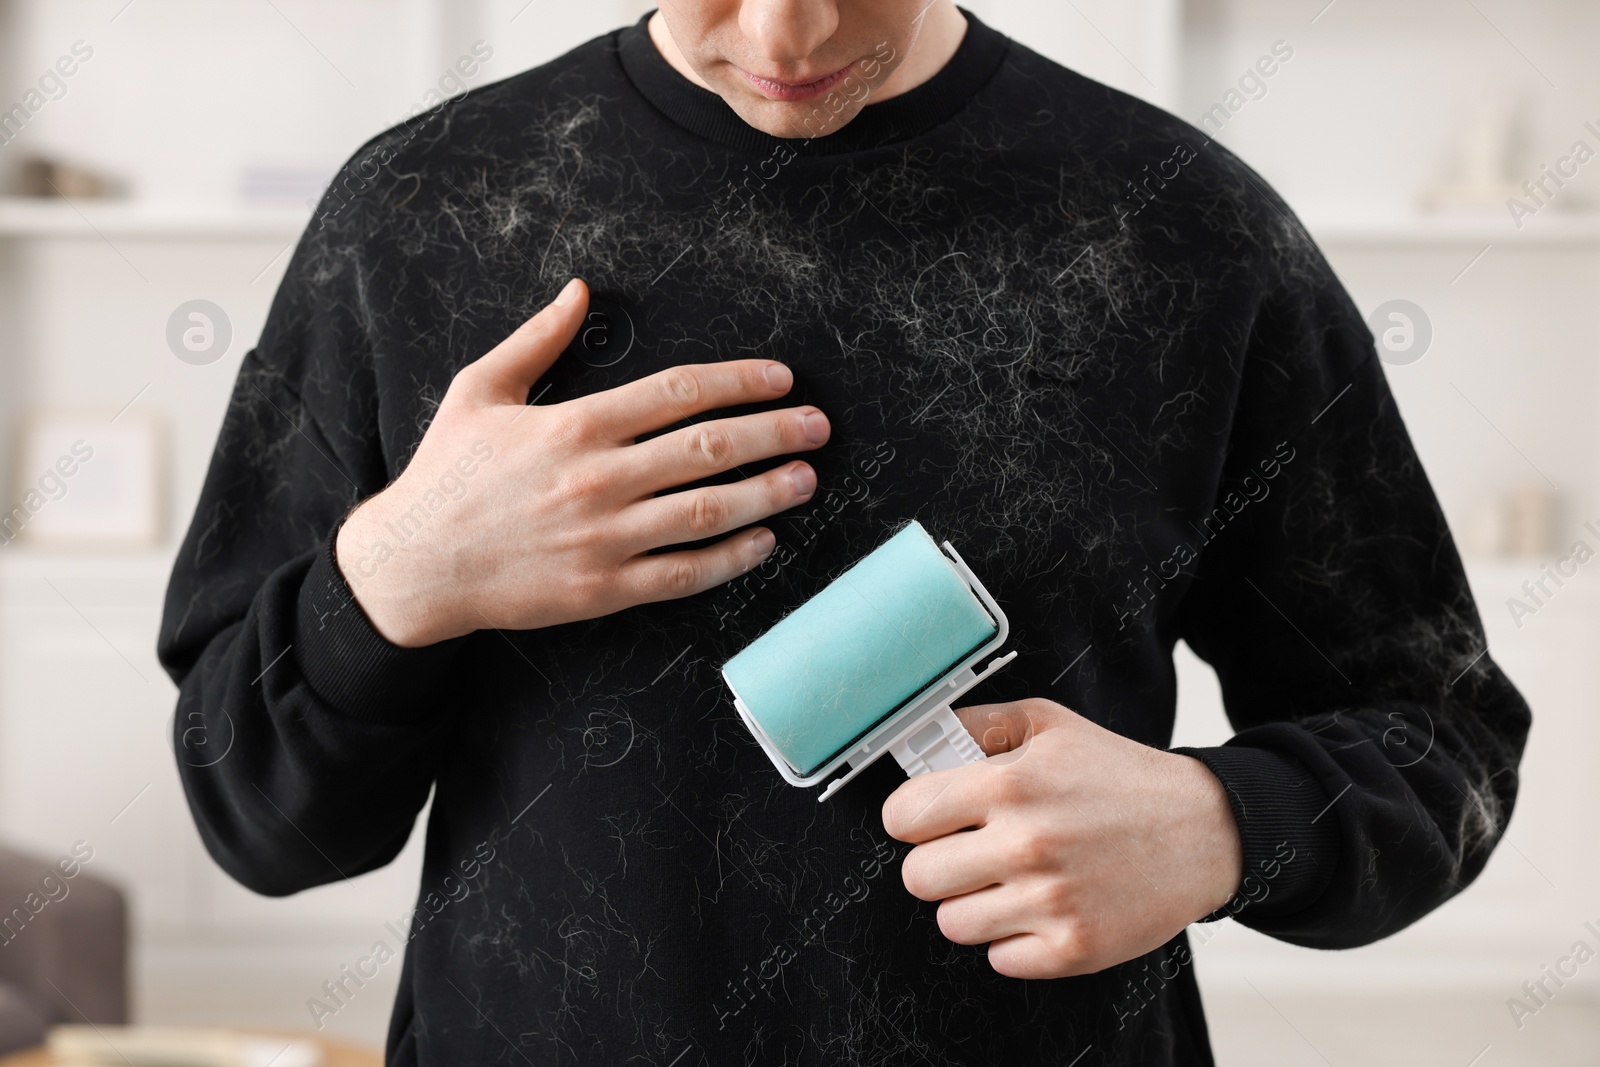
[{"xmin": 881, "ymin": 698, "xmax": 1242, "ymax": 979}]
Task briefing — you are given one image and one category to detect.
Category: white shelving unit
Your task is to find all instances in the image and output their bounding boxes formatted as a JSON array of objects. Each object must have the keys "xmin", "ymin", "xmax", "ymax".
[
  {"xmin": 0, "ymin": 198, "xmax": 310, "ymax": 239},
  {"xmin": 9, "ymin": 197, "xmax": 1600, "ymax": 246},
  {"xmin": 1311, "ymin": 211, "xmax": 1600, "ymax": 247}
]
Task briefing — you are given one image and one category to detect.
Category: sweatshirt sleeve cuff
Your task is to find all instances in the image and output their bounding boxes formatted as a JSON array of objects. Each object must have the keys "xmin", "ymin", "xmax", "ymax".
[
  {"xmin": 1170, "ymin": 743, "xmax": 1339, "ymax": 923},
  {"xmin": 294, "ymin": 524, "xmax": 464, "ymax": 724}
]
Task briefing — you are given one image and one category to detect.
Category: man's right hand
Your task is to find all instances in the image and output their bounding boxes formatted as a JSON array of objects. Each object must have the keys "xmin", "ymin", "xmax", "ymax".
[{"xmin": 334, "ymin": 277, "xmax": 830, "ymax": 648}]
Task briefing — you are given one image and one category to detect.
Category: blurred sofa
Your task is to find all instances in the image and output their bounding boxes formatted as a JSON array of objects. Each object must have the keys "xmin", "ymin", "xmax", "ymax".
[{"xmin": 0, "ymin": 845, "xmax": 127, "ymax": 1054}]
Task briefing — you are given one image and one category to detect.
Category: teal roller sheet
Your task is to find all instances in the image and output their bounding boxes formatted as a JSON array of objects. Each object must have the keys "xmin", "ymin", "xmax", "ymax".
[{"xmin": 723, "ymin": 520, "xmax": 998, "ymax": 777}]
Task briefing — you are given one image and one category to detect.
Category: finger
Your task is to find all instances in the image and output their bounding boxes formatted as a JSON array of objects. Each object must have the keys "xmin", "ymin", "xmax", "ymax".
[
  {"xmin": 881, "ymin": 763, "xmax": 993, "ymax": 845},
  {"xmin": 985, "ymin": 932, "xmax": 1081, "ymax": 980},
  {"xmin": 934, "ymin": 883, "xmax": 1038, "ymax": 947},
  {"xmin": 954, "ymin": 702, "xmax": 1037, "ymax": 757},
  {"xmin": 572, "ymin": 360, "xmax": 797, "ymax": 441},
  {"xmin": 614, "ymin": 527, "xmax": 779, "ymax": 605},
  {"xmin": 620, "ymin": 407, "xmax": 829, "ymax": 495},
  {"xmin": 900, "ymin": 827, "xmax": 1010, "ymax": 901},
  {"xmin": 456, "ymin": 278, "xmax": 589, "ymax": 404},
  {"xmin": 617, "ymin": 461, "xmax": 817, "ymax": 552}
]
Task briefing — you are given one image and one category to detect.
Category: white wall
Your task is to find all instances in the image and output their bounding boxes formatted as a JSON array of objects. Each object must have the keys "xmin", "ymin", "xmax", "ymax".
[
  {"xmin": 1181, "ymin": 0, "xmax": 1600, "ymax": 223},
  {"xmin": 967, "ymin": 0, "xmax": 1181, "ymax": 109},
  {"xmin": 1, "ymin": 0, "xmax": 648, "ymax": 205}
]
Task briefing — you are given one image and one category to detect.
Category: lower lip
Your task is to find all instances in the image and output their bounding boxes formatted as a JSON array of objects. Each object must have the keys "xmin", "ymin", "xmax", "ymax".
[{"xmin": 739, "ymin": 64, "xmax": 855, "ymax": 103}]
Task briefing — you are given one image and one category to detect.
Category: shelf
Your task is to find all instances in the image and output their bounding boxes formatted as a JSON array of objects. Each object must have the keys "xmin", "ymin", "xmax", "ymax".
[
  {"xmin": 1306, "ymin": 211, "xmax": 1600, "ymax": 247},
  {"xmin": 0, "ymin": 546, "xmax": 178, "ymax": 609},
  {"xmin": 0, "ymin": 198, "xmax": 311, "ymax": 240},
  {"xmin": 3, "ymin": 197, "xmax": 1596, "ymax": 248}
]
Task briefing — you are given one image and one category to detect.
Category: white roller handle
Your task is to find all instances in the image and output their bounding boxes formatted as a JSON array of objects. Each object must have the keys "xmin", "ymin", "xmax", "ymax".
[{"xmin": 889, "ymin": 705, "xmax": 986, "ymax": 776}]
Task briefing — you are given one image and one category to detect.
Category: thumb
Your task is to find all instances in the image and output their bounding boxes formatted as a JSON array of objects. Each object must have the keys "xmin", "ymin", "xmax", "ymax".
[
  {"xmin": 954, "ymin": 701, "xmax": 1039, "ymax": 757},
  {"xmin": 457, "ymin": 278, "xmax": 589, "ymax": 405}
]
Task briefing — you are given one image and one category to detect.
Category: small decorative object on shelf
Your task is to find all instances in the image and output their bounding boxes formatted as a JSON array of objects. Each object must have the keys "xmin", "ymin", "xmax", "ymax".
[
  {"xmin": 237, "ymin": 163, "xmax": 336, "ymax": 210},
  {"xmin": 1456, "ymin": 494, "xmax": 1508, "ymax": 559},
  {"xmin": 12, "ymin": 157, "xmax": 122, "ymax": 200},
  {"xmin": 1417, "ymin": 84, "xmax": 1534, "ymax": 215},
  {"xmin": 1503, "ymin": 485, "xmax": 1556, "ymax": 558},
  {"xmin": 1456, "ymin": 486, "xmax": 1559, "ymax": 560}
]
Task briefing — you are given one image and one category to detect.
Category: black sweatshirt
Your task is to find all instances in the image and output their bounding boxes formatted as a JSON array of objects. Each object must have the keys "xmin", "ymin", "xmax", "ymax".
[{"xmin": 158, "ymin": 11, "xmax": 1531, "ymax": 1066}]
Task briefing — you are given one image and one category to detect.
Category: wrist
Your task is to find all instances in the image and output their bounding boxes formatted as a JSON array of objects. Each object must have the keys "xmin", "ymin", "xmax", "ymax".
[
  {"xmin": 295, "ymin": 526, "xmax": 469, "ymax": 724},
  {"xmin": 334, "ymin": 490, "xmax": 467, "ymax": 648},
  {"xmin": 1170, "ymin": 743, "xmax": 1340, "ymax": 923},
  {"xmin": 1172, "ymin": 752, "xmax": 1244, "ymax": 919}
]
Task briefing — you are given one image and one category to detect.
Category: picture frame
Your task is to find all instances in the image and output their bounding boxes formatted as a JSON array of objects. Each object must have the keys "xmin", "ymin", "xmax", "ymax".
[{"xmin": 6, "ymin": 410, "xmax": 164, "ymax": 550}]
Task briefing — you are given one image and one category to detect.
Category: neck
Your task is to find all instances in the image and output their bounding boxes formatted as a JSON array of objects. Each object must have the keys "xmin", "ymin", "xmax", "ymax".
[{"xmin": 877, "ymin": 2, "xmax": 969, "ymax": 102}]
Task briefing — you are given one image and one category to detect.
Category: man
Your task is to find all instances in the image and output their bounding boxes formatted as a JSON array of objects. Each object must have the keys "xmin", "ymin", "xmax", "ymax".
[{"xmin": 158, "ymin": 1, "xmax": 1530, "ymax": 1064}]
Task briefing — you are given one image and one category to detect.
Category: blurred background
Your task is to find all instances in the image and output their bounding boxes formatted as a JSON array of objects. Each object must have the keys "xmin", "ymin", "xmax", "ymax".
[{"xmin": 0, "ymin": 0, "xmax": 1595, "ymax": 1063}]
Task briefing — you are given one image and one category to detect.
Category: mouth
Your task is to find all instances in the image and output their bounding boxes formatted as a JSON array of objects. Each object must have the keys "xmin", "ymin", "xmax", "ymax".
[{"xmin": 737, "ymin": 63, "xmax": 857, "ymax": 103}]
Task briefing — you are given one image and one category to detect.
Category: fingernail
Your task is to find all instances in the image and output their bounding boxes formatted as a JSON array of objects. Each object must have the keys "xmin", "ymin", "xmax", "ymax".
[
  {"xmin": 751, "ymin": 529, "xmax": 776, "ymax": 555},
  {"xmin": 803, "ymin": 411, "xmax": 829, "ymax": 443},
  {"xmin": 765, "ymin": 363, "xmax": 792, "ymax": 391},
  {"xmin": 554, "ymin": 278, "xmax": 582, "ymax": 306},
  {"xmin": 789, "ymin": 465, "xmax": 817, "ymax": 496}
]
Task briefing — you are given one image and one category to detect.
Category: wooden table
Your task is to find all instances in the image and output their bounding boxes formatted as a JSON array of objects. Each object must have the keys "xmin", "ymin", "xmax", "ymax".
[{"xmin": 0, "ymin": 1033, "xmax": 382, "ymax": 1067}]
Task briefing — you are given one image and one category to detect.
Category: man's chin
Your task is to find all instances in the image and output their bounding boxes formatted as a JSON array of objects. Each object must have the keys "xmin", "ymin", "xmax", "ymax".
[{"xmin": 723, "ymin": 96, "xmax": 867, "ymax": 141}]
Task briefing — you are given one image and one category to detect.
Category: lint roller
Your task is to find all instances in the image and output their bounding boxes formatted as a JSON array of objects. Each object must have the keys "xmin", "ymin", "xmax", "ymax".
[{"xmin": 721, "ymin": 519, "xmax": 1017, "ymax": 801}]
